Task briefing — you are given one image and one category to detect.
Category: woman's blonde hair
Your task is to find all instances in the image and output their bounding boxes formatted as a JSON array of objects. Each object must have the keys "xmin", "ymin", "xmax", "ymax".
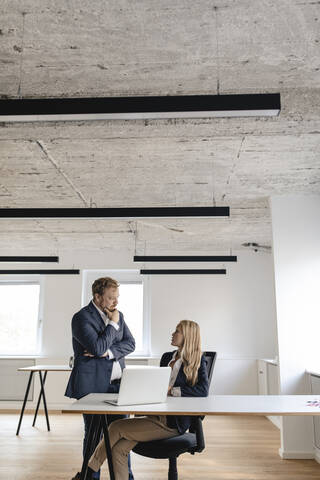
[{"xmin": 177, "ymin": 320, "xmax": 202, "ymax": 386}]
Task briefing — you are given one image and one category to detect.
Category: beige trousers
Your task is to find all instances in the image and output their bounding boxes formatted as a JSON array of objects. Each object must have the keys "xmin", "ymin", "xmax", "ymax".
[{"xmin": 88, "ymin": 416, "xmax": 178, "ymax": 480}]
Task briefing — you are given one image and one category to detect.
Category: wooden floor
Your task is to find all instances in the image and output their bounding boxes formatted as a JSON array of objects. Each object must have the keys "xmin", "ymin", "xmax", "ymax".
[{"xmin": 1, "ymin": 412, "xmax": 320, "ymax": 479}]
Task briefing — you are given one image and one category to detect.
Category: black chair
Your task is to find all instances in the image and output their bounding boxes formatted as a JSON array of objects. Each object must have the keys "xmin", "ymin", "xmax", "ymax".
[{"xmin": 132, "ymin": 351, "xmax": 217, "ymax": 480}]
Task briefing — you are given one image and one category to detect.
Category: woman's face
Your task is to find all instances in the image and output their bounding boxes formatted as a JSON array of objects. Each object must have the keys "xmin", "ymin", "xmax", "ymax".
[{"xmin": 171, "ymin": 325, "xmax": 184, "ymax": 348}]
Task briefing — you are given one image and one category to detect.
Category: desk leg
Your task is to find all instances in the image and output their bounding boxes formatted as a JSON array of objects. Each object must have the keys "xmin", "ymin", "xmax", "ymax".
[
  {"xmin": 101, "ymin": 415, "xmax": 115, "ymax": 480},
  {"xmin": 38, "ymin": 371, "xmax": 50, "ymax": 431},
  {"xmin": 32, "ymin": 370, "xmax": 48, "ymax": 427},
  {"xmin": 16, "ymin": 371, "xmax": 34, "ymax": 436},
  {"xmin": 80, "ymin": 415, "xmax": 101, "ymax": 480}
]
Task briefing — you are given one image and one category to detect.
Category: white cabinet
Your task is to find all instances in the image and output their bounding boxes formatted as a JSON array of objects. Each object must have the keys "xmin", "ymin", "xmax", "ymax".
[
  {"xmin": 258, "ymin": 359, "xmax": 279, "ymax": 395},
  {"xmin": 310, "ymin": 374, "xmax": 320, "ymax": 449},
  {"xmin": 267, "ymin": 362, "xmax": 280, "ymax": 394},
  {"xmin": 258, "ymin": 360, "xmax": 268, "ymax": 394},
  {"xmin": 258, "ymin": 359, "xmax": 280, "ymax": 428}
]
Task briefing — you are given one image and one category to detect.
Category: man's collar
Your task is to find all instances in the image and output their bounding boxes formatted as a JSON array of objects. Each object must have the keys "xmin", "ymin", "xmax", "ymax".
[{"xmin": 92, "ymin": 299, "xmax": 108, "ymax": 319}]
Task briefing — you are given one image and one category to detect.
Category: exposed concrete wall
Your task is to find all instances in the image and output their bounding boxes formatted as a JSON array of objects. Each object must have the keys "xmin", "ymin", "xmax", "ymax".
[{"xmin": 0, "ymin": 1, "xmax": 319, "ymax": 254}]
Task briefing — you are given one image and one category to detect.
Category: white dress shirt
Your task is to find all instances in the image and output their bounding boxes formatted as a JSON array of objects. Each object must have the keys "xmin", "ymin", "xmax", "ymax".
[
  {"xmin": 168, "ymin": 350, "xmax": 182, "ymax": 397},
  {"xmin": 92, "ymin": 301, "xmax": 122, "ymax": 382}
]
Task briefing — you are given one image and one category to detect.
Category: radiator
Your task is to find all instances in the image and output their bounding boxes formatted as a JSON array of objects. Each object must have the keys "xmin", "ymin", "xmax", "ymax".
[{"xmin": 0, "ymin": 359, "xmax": 35, "ymax": 401}]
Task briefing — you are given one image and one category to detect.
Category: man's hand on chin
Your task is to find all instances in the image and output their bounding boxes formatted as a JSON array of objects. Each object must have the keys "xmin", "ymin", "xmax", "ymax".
[{"xmin": 105, "ymin": 307, "xmax": 120, "ymax": 324}]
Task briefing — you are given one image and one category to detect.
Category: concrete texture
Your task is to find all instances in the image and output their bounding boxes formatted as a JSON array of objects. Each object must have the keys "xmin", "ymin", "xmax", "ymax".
[{"xmin": 0, "ymin": 0, "xmax": 319, "ymax": 254}]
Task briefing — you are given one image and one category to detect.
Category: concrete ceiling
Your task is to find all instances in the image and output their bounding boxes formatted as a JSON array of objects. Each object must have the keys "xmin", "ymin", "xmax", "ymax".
[{"xmin": 0, "ymin": 0, "xmax": 319, "ymax": 255}]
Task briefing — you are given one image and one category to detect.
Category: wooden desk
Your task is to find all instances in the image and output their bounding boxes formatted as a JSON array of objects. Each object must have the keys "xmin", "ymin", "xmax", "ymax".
[
  {"xmin": 17, "ymin": 365, "xmax": 71, "ymax": 435},
  {"xmin": 62, "ymin": 393, "xmax": 320, "ymax": 480}
]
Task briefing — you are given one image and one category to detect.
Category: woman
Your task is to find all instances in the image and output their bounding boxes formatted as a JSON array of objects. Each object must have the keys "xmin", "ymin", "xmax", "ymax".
[{"xmin": 88, "ymin": 320, "xmax": 209, "ymax": 480}]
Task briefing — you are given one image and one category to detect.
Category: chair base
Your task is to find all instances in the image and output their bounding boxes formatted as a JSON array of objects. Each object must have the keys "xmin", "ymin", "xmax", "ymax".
[{"xmin": 169, "ymin": 457, "xmax": 178, "ymax": 480}]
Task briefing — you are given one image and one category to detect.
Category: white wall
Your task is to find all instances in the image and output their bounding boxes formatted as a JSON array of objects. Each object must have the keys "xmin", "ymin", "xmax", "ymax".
[
  {"xmin": 0, "ymin": 249, "xmax": 278, "ymax": 408},
  {"xmin": 150, "ymin": 252, "xmax": 277, "ymax": 394},
  {"xmin": 150, "ymin": 253, "xmax": 277, "ymax": 358},
  {"xmin": 270, "ymin": 195, "xmax": 320, "ymax": 458},
  {"xmin": 41, "ymin": 275, "xmax": 82, "ymax": 357}
]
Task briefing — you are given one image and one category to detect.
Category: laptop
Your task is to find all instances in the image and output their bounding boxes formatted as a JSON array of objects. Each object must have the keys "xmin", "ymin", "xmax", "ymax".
[{"xmin": 103, "ymin": 366, "xmax": 171, "ymax": 406}]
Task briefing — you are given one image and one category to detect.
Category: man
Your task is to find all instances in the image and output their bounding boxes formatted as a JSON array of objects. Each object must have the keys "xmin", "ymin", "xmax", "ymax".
[{"xmin": 65, "ymin": 276, "xmax": 135, "ymax": 480}]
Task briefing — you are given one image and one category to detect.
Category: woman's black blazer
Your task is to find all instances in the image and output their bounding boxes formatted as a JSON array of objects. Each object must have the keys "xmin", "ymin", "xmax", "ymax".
[{"xmin": 160, "ymin": 350, "xmax": 209, "ymax": 434}]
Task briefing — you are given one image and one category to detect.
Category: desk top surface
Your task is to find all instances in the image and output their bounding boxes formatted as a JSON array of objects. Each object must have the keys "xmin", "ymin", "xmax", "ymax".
[
  {"xmin": 61, "ymin": 393, "xmax": 320, "ymax": 416},
  {"xmin": 18, "ymin": 365, "xmax": 71, "ymax": 371}
]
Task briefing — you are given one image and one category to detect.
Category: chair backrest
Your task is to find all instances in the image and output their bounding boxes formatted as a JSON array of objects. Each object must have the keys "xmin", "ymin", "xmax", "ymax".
[
  {"xmin": 187, "ymin": 352, "xmax": 216, "ymax": 450},
  {"xmin": 160, "ymin": 350, "xmax": 217, "ymax": 389},
  {"xmin": 203, "ymin": 351, "xmax": 217, "ymax": 388}
]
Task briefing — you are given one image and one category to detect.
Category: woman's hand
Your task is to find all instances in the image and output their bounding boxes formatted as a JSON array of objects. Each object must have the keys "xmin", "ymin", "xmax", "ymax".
[{"xmin": 167, "ymin": 387, "xmax": 172, "ymax": 396}]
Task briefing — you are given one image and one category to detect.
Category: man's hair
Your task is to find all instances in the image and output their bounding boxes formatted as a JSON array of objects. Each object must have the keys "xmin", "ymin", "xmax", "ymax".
[{"xmin": 92, "ymin": 277, "xmax": 119, "ymax": 297}]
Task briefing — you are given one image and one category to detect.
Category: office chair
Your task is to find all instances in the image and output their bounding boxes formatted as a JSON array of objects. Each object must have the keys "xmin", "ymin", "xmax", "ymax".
[{"xmin": 132, "ymin": 351, "xmax": 217, "ymax": 480}]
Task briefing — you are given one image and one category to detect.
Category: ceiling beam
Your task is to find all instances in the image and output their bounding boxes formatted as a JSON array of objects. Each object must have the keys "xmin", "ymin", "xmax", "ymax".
[
  {"xmin": 0, "ymin": 207, "xmax": 229, "ymax": 219},
  {"xmin": 140, "ymin": 269, "xmax": 226, "ymax": 275},
  {"xmin": 0, "ymin": 93, "xmax": 280, "ymax": 122},
  {"xmin": 0, "ymin": 256, "xmax": 59, "ymax": 263},
  {"xmin": 134, "ymin": 255, "xmax": 237, "ymax": 262},
  {"xmin": 0, "ymin": 269, "xmax": 79, "ymax": 275}
]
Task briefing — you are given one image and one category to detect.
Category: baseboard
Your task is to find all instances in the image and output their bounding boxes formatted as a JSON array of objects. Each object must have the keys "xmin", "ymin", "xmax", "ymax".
[
  {"xmin": 314, "ymin": 447, "xmax": 320, "ymax": 464},
  {"xmin": 0, "ymin": 408, "xmax": 63, "ymax": 414},
  {"xmin": 0, "ymin": 401, "xmax": 36, "ymax": 410},
  {"xmin": 0, "ymin": 402, "xmax": 73, "ymax": 411},
  {"xmin": 267, "ymin": 415, "xmax": 281, "ymax": 429},
  {"xmin": 279, "ymin": 448, "xmax": 315, "ymax": 459}
]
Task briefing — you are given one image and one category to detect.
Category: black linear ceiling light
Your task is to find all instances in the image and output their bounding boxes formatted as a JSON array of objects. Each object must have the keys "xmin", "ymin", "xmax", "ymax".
[
  {"xmin": 0, "ymin": 206, "xmax": 229, "ymax": 219},
  {"xmin": 0, "ymin": 94, "xmax": 280, "ymax": 122},
  {"xmin": 140, "ymin": 269, "xmax": 226, "ymax": 275},
  {"xmin": 134, "ymin": 255, "xmax": 237, "ymax": 262},
  {"xmin": 0, "ymin": 256, "xmax": 59, "ymax": 263},
  {"xmin": 0, "ymin": 269, "xmax": 79, "ymax": 275}
]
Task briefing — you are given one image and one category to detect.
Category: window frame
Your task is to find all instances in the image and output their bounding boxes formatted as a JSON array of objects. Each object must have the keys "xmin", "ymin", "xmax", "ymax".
[
  {"xmin": 0, "ymin": 276, "xmax": 43, "ymax": 356},
  {"xmin": 82, "ymin": 269, "xmax": 150, "ymax": 356}
]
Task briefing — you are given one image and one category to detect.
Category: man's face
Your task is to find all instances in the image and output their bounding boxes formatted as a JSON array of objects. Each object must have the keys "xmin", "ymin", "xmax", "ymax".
[{"xmin": 95, "ymin": 287, "xmax": 119, "ymax": 313}]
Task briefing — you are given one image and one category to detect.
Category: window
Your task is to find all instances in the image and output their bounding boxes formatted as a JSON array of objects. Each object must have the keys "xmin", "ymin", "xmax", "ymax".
[
  {"xmin": 0, "ymin": 282, "xmax": 41, "ymax": 355},
  {"xmin": 82, "ymin": 270, "xmax": 150, "ymax": 356},
  {"xmin": 116, "ymin": 283, "xmax": 144, "ymax": 352}
]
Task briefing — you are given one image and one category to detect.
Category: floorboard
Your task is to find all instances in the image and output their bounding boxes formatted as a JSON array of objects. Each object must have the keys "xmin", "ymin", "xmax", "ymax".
[{"xmin": 1, "ymin": 413, "xmax": 319, "ymax": 479}]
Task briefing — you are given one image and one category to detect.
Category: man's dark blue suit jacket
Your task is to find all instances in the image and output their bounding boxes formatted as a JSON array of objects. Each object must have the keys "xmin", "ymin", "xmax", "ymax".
[
  {"xmin": 65, "ymin": 301, "xmax": 135, "ymax": 400},
  {"xmin": 161, "ymin": 351, "xmax": 209, "ymax": 434}
]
